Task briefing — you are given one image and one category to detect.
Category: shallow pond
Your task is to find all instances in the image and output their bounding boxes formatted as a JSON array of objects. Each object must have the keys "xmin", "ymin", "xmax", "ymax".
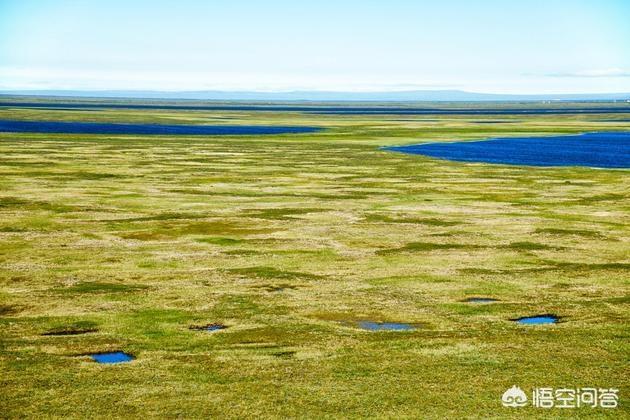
[
  {"xmin": 190, "ymin": 323, "xmax": 227, "ymax": 332},
  {"xmin": 358, "ymin": 321, "xmax": 415, "ymax": 331},
  {"xmin": 463, "ymin": 297, "xmax": 498, "ymax": 303},
  {"xmin": 385, "ymin": 132, "xmax": 630, "ymax": 168},
  {"xmin": 512, "ymin": 315, "xmax": 559, "ymax": 325},
  {"xmin": 0, "ymin": 120, "xmax": 321, "ymax": 136},
  {"xmin": 90, "ymin": 351, "xmax": 134, "ymax": 364}
]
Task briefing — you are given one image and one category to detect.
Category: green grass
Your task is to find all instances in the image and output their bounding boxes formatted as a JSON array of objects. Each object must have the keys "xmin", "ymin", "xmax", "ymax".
[{"xmin": 0, "ymin": 104, "xmax": 628, "ymax": 418}]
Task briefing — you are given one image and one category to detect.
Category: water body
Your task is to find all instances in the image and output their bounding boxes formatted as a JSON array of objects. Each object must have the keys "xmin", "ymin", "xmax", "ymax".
[
  {"xmin": 314, "ymin": 108, "xmax": 630, "ymax": 115},
  {"xmin": 190, "ymin": 323, "xmax": 227, "ymax": 332},
  {"xmin": 464, "ymin": 297, "xmax": 499, "ymax": 303},
  {"xmin": 385, "ymin": 132, "xmax": 630, "ymax": 168},
  {"xmin": 1, "ymin": 102, "xmax": 630, "ymax": 115},
  {"xmin": 0, "ymin": 120, "xmax": 321, "ymax": 135},
  {"xmin": 513, "ymin": 315, "xmax": 559, "ymax": 325},
  {"xmin": 90, "ymin": 351, "xmax": 134, "ymax": 363},
  {"xmin": 358, "ymin": 321, "xmax": 415, "ymax": 331},
  {"xmin": 200, "ymin": 324, "xmax": 226, "ymax": 332}
]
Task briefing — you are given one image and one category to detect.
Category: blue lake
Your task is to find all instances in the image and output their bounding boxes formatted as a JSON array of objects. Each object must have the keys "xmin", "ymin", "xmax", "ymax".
[
  {"xmin": 313, "ymin": 108, "xmax": 630, "ymax": 115},
  {"xmin": 90, "ymin": 351, "xmax": 134, "ymax": 364},
  {"xmin": 0, "ymin": 120, "xmax": 321, "ymax": 135},
  {"xmin": 385, "ymin": 132, "xmax": 630, "ymax": 168}
]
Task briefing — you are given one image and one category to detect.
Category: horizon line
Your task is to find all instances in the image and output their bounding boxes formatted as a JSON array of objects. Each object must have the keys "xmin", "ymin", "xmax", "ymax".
[
  {"xmin": 1, "ymin": 89, "xmax": 629, "ymax": 103},
  {"xmin": 2, "ymin": 88, "xmax": 630, "ymax": 95}
]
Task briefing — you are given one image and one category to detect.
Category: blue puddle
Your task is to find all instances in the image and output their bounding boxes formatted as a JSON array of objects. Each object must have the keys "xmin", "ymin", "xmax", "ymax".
[
  {"xmin": 203, "ymin": 324, "xmax": 226, "ymax": 332},
  {"xmin": 90, "ymin": 351, "xmax": 134, "ymax": 364},
  {"xmin": 190, "ymin": 323, "xmax": 227, "ymax": 332},
  {"xmin": 512, "ymin": 315, "xmax": 559, "ymax": 325},
  {"xmin": 0, "ymin": 120, "xmax": 321, "ymax": 136},
  {"xmin": 385, "ymin": 132, "xmax": 630, "ymax": 168},
  {"xmin": 358, "ymin": 321, "xmax": 415, "ymax": 331},
  {"xmin": 464, "ymin": 297, "xmax": 498, "ymax": 303}
]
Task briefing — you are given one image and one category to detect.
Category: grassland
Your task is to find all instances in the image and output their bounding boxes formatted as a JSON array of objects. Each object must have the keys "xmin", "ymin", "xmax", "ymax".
[{"xmin": 0, "ymin": 103, "xmax": 628, "ymax": 418}]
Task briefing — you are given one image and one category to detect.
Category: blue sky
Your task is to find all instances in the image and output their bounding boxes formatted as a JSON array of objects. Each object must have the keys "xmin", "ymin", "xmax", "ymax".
[{"xmin": 1, "ymin": 0, "xmax": 629, "ymax": 93}]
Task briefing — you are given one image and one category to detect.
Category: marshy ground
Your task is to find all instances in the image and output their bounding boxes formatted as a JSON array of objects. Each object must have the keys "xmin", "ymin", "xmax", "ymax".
[{"xmin": 0, "ymin": 102, "xmax": 628, "ymax": 418}]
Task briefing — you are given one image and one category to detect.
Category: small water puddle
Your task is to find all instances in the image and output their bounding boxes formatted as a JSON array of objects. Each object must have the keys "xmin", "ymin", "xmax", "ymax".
[
  {"xmin": 512, "ymin": 314, "xmax": 559, "ymax": 325},
  {"xmin": 190, "ymin": 323, "xmax": 227, "ymax": 332},
  {"xmin": 463, "ymin": 297, "xmax": 499, "ymax": 303},
  {"xmin": 358, "ymin": 321, "xmax": 415, "ymax": 331},
  {"xmin": 90, "ymin": 351, "xmax": 134, "ymax": 364}
]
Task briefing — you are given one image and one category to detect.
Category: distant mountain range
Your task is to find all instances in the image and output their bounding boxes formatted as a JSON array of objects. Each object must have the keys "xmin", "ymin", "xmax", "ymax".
[{"xmin": 1, "ymin": 89, "xmax": 629, "ymax": 102}]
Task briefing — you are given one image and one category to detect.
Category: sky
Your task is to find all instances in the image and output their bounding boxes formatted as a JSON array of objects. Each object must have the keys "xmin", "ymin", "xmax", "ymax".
[{"xmin": 1, "ymin": 0, "xmax": 629, "ymax": 93}]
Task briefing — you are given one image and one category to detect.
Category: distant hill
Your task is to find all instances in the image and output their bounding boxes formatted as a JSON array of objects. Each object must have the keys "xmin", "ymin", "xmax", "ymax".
[{"xmin": 1, "ymin": 89, "xmax": 629, "ymax": 102}]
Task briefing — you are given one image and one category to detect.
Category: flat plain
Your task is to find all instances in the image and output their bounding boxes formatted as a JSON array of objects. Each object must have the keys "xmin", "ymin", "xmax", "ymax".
[{"xmin": 0, "ymin": 101, "xmax": 628, "ymax": 418}]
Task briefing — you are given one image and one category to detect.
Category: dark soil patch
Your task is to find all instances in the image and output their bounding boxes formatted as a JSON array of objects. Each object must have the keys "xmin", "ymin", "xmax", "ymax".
[
  {"xmin": 227, "ymin": 266, "xmax": 325, "ymax": 281},
  {"xmin": 253, "ymin": 284, "xmax": 299, "ymax": 292},
  {"xmin": 0, "ymin": 304, "xmax": 20, "ymax": 316},
  {"xmin": 377, "ymin": 242, "xmax": 483, "ymax": 255},
  {"xmin": 42, "ymin": 327, "xmax": 98, "ymax": 336},
  {"xmin": 364, "ymin": 213, "xmax": 461, "ymax": 226},
  {"xmin": 272, "ymin": 350, "xmax": 296, "ymax": 358},
  {"xmin": 507, "ymin": 241, "xmax": 556, "ymax": 251},
  {"xmin": 242, "ymin": 208, "xmax": 327, "ymax": 220},
  {"xmin": 58, "ymin": 282, "xmax": 149, "ymax": 294}
]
